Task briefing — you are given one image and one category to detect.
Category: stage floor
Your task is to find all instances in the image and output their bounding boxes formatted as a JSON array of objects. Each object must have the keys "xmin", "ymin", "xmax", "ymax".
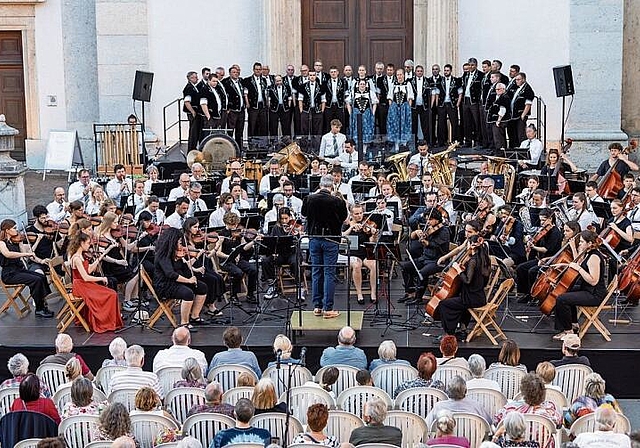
[{"xmin": 1, "ymin": 273, "xmax": 639, "ymax": 398}]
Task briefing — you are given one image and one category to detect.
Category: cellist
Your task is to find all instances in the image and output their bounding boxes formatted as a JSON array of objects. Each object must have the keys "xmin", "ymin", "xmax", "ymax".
[
  {"xmin": 590, "ymin": 142, "xmax": 638, "ymax": 183},
  {"xmin": 433, "ymin": 233, "xmax": 491, "ymax": 343},
  {"xmin": 553, "ymin": 230, "xmax": 607, "ymax": 340}
]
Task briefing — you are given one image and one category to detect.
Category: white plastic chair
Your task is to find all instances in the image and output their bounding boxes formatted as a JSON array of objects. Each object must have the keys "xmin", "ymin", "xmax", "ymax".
[
  {"xmin": 326, "ymin": 409, "xmax": 364, "ymax": 442},
  {"xmin": 250, "ymin": 412, "xmax": 304, "ymax": 447},
  {"xmin": 432, "ymin": 365, "xmax": 472, "ymax": 385},
  {"xmin": 552, "ymin": 364, "xmax": 593, "ymax": 403},
  {"xmin": 58, "ymin": 414, "xmax": 101, "ymax": 448},
  {"xmin": 514, "ymin": 387, "xmax": 569, "ymax": 412},
  {"xmin": 521, "ymin": 414, "xmax": 558, "ymax": 448},
  {"xmin": 279, "ymin": 385, "xmax": 336, "ymax": 425},
  {"xmin": 384, "ymin": 410, "xmax": 429, "ymax": 448},
  {"xmin": 85, "ymin": 442, "xmax": 115, "ymax": 448},
  {"xmin": 429, "ymin": 412, "xmax": 490, "ymax": 448},
  {"xmin": 182, "ymin": 412, "xmax": 236, "ymax": 448},
  {"xmin": 336, "ymin": 385, "xmax": 393, "ymax": 418},
  {"xmin": 130, "ymin": 413, "xmax": 178, "ymax": 448},
  {"xmin": 52, "ymin": 383, "xmax": 107, "ymax": 412},
  {"xmin": 107, "ymin": 387, "xmax": 138, "ymax": 412},
  {"xmin": 370, "ymin": 365, "xmax": 419, "ymax": 398},
  {"xmin": 94, "ymin": 365, "xmax": 126, "ymax": 394},
  {"xmin": 357, "ymin": 444, "xmax": 401, "ymax": 448},
  {"xmin": 155, "ymin": 443, "xmax": 180, "ymax": 448},
  {"xmin": 465, "ymin": 387, "xmax": 507, "ymax": 418},
  {"xmin": 315, "ymin": 364, "xmax": 360, "ymax": 396},
  {"xmin": 262, "ymin": 364, "xmax": 313, "ymax": 397},
  {"xmin": 164, "ymin": 387, "xmax": 206, "ymax": 425},
  {"xmin": 13, "ymin": 439, "xmax": 42, "ymax": 448},
  {"xmin": 0, "ymin": 386, "xmax": 20, "ymax": 418},
  {"xmin": 569, "ymin": 411, "xmax": 631, "ymax": 436},
  {"xmin": 483, "ymin": 366, "xmax": 527, "ymax": 400},
  {"xmin": 223, "ymin": 444, "xmax": 263, "ymax": 448},
  {"xmin": 207, "ymin": 364, "xmax": 258, "ymax": 392},
  {"xmin": 156, "ymin": 366, "xmax": 184, "ymax": 397},
  {"xmin": 222, "ymin": 386, "xmax": 255, "ymax": 404},
  {"xmin": 393, "ymin": 387, "xmax": 448, "ymax": 418},
  {"xmin": 36, "ymin": 363, "xmax": 68, "ymax": 394}
]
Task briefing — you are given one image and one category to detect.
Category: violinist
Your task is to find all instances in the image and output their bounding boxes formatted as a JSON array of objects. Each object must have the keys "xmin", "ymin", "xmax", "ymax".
[
  {"xmin": 408, "ymin": 192, "xmax": 438, "ymax": 257},
  {"xmin": 626, "ymin": 187, "xmax": 640, "ymax": 234},
  {"xmin": 515, "ymin": 209, "xmax": 565, "ymax": 302},
  {"xmin": 434, "ymin": 233, "xmax": 491, "ymax": 343},
  {"xmin": 165, "ymin": 197, "xmax": 191, "ymax": 229},
  {"xmin": 0, "ymin": 219, "xmax": 53, "ymax": 318},
  {"xmin": 136, "ymin": 195, "xmax": 165, "ymax": 225},
  {"xmin": 66, "ymin": 201, "xmax": 86, "ymax": 227},
  {"xmin": 94, "ymin": 212, "xmax": 140, "ymax": 311},
  {"xmin": 553, "ymin": 230, "xmax": 607, "ymax": 340},
  {"xmin": 590, "ymin": 142, "xmax": 639, "ymax": 182},
  {"xmin": 132, "ymin": 211, "xmax": 157, "ymax": 277},
  {"xmin": 25, "ymin": 205, "xmax": 56, "ymax": 271},
  {"xmin": 262, "ymin": 207, "xmax": 300, "ymax": 300},
  {"xmin": 489, "ymin": 205, "xmax": 526, "ymax": 268},
  {"xmin": 182, "ymin": 217, "xmax": 224, "ymax": 318},
  {"xmin": 618, "ymin": 173, "xmax": 636, "ymax": 201},
  {"xmin": 85, "ymin": 185, "xmax": 105, "ymax": 216},
  {"xmin": 380, "ymin": 181, "xmax": 403, "ymax": 220},
  {"xmin": 567, "ymin": 192, "xmax": 599, "ymax": 231},
  {"xmin": 342, "ymin": 204, "xmax": 378, "ymax": 305},
  {"xmin": 437, "ymin": 186, "xmax": 455, "ymax": 225},
  {"xmin": 153, "ymin": 227, "xmax": 207, "ymax": 330},
  {"xmin": 187, "ymin": 182, "xmax": 209, "ymax": 217},
  {"xmin": 208, "ymin": 193, "xmax": 239, "ymax": 229},
  {"xmin": 126, "ymin": 180, "xmax": 147, "ymax": 216},
  {"xmin": 215, "ymin": 212, "xmax": 258, "ymax": 304},
  {"xmin": 604, "ymin": 199, "xmax": 634, "ymax": 252},
  {"xmin": 98, "ymin": 198, "xmax": 118, "ymax": 217},
  {"xmin": 399, "ymin": 208, "xmax": 451, "ymax": 306},
  {"xmin": 462, "ymin": 195, "xmax": 496, "ymax": 242},
  {"xmin": 263, "ymin": 194, "xmax": 285, "ymax": 233},
  {"xmin": 372, "ymin": 195, "xmax": 395, "ymax": 243}
]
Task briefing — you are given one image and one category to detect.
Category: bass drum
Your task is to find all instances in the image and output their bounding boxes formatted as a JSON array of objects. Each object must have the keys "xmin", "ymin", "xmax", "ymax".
[{"xmin": 199, "ymin": 133, "xmax": 240, "ymax": 171}]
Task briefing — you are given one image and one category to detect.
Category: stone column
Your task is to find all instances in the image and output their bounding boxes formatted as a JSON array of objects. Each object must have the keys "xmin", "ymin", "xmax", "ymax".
[
  {"xmin": 565, "ymin": 0, "xmax": 628, "ymax": 168},
  {"xmin": 0, "ymin": 115, "xmax": 28, "ymax": 224},
  {"xmin": 414, "ymin": 0, "xmax": 458, "ymax": 69},
  {"xmin": 265, "ymin": 0, "xmax": 302, "ymax": 74}
]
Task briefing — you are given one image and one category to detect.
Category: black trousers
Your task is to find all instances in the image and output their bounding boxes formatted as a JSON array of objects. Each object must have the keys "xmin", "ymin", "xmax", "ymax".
[
  {"xmin": 555, "ymin": 290, "xmax": 600, "ymax": 331},
  {"xmin": 171, "ymin": 280, "xmax": 207, "ymax": 302},
  {"xmin": 262, "ymin": 253, "xmax": 298, "ymax": 284},
  {"xmin": 400, "ymin": 256, "xmax": 442, "ymax": 293},
  {"xmin": 2, "ymin": 269, "xmax": 51, "ymax": 310},
  {"xmin": 411, "ymin": 105, "xmax": 431, "ymax": 142},
  {"xmin": 187, "ymin": 114, "xmax": 202, "ymax": 151},
  {"xmin": 223, "ymin": 259, "xmax": 257, "ymax": 296},
  {"xmin": 201, "ymin": 116, "xmax": 221, "ymax": 140},
  {"xmin": 482, "ymin": 108, "xmax": 494, "ymax": 149},
  {"xmin": 324, "ymin": 104, "xmax": 346, "ymax": 133},
  {"xmin": 437, "ymin": 103, "xmax": 458, "ymax": 146},
  {"xmin": 247, "ymin": 106, "xmax": 267, "ymax": 137},
  {"xmin": 515, "ymin": 259, "xmax": 540, "ymax": 294},
  {"xmin": 462, "ymin": 99, "xmax": 483, "ymax": 146},
  {"xmin": 377, "ymin": 102, "xmax": 389, "ymax": 135},
  {"xmin": 196, "ymin": 267, "xmax": 225, "ymax": 304},
  {"xmin": 507, "ymin": 119, "xmax": 519, "ymax": 148},
  {"xmin": 438, "ymin": 296, "xmax": 473, "ymax": 334},
  {"xmin": 269, "ymin": 107, "xmax": 292, "ymax": 137},
  {"xmin": 492, "ymin": 122, "xmax": 507, "ymax": 151},
  {"xmin": 301, "ymin": 111, "xmax": 324, "ymax": 136},
  {"xmin": 227, "ymin": 109, "xmax": 246, "ymax": 152}
]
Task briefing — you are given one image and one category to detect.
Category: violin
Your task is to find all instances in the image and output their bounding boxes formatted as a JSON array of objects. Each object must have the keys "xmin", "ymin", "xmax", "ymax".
[
  {"xmin": 10, "ymin": 231, "xmax": 26, "ymax": 244},
  {"xmin": 146, "ymin": 223, "xmax": 160, "ymax": 236},
  {"xmin": 43, "ymin": 219, "xmax": 58, "ymax": 235},
  {"xmin": 417, "ymin": 222, "xmax": 443, "ymax": 246},
  {"xmin": 57, "ymin": 221, "xmax": 70, "ymax": 235},
  {"xmin": 89, "ymin": 216, "xmax": 103, "ymax": 227},
  {"xmin": 205, "ymin": 231, "xmax": 219, "ymax": 244},
  {"xmin": 525, "ymin": 222, "xmax": 553, "ymax": 258},
  {"xmin": 497, "ymin": 216, "xmax": 516, "ymax": 244},
  {"xmin": 109, "ymin": 225, "xmax": 124, "ymax": 239},
  {"xmin": 284, "ymin": 219, "xmax": 305, "ymax": 236}
]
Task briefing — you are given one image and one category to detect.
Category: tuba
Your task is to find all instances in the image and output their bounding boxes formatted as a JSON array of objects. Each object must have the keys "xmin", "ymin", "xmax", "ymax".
[
  {"xmin": 386, "ymin": 151, "xmax": 410, "ymax": 185},
  {"xmin": 429, "ymin": 142, "xmax": 459, "ymax": 187},
  {"xmin": 485, "ymin": 155, "xmax": 516, "ymax": 202}
]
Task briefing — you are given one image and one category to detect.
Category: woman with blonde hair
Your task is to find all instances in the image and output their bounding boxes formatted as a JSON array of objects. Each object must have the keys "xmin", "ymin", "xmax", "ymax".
[
  {"xmin": 267, "ymin": 334, "xmax": 301, "ymax": 368},
  {"xmin": 252, "ymin": 378, "xmax": 287, "ymax": 414},
  {"xmin": 65, "ymin": 357, "xmax": 83, "ymax": 383},
  {"xmin": 85, "ymin": 184, "xmax": 105, "ymax": 216}
]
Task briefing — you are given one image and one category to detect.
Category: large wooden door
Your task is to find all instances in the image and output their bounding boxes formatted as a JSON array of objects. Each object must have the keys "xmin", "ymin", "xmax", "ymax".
[
  {"xmin": 302, "ymin": 0, "xmax": 413, "ymax": 71},
  {"xmin": 0, "ymin": 32, "xmax": 26, "ymax": 160}
]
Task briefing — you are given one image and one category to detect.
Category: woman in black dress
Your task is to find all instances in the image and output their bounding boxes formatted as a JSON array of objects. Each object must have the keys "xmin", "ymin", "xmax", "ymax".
[
  {"xmin": 553, "ymin": 230, "xmax": 607, "ymax": 340},
  {"xmin": 435, "ymin": 233, "xmax": 491, "ymax": 342},
  {"xmin": 154, "ymin": 227, "xmax": 207, "ymax": 329},
  {"xmin": 0, "ymin": 219, "xmax": 53, "ymax": 317}
]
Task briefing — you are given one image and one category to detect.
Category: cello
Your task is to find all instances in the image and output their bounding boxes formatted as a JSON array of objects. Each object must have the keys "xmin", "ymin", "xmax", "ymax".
[
  {"xmin": 597, "ymin": 140, "xmax": 637, "ymax": 200},
  {"xmin": 619, "ymin": 245, "xmax": 640, "ymax": 303},
  {"xmin": 531, "ymin": 235, "xmax": 579, "ymax": 300}
]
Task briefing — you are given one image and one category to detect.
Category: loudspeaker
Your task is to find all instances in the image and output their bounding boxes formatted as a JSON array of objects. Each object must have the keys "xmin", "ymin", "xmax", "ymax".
[
  {"xmin": 132, "ymin": 70, "xmax": 154, "ymax": 102},
  {"xmin": 553, "ymin": 65, "xmax": 574, "ymax": 97}
]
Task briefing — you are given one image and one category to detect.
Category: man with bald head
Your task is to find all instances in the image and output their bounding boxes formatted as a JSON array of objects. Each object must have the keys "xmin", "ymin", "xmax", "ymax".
[
  {"xmin": 187, "ymin": 381, "xmax": 235, "ymax": 418},
  {"xmin": 319, "ymin": 326, "xmax": 368, "ymax": 369},
  {"xmin": 152, "ymin": 326, "xmax": 208, "ymax": 374}
]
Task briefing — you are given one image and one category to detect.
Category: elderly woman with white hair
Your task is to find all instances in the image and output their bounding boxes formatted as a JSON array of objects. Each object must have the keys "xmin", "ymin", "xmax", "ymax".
[
  {"xmin": 573, "ymin": 406, "xmax": 631, "ymax": 447},
  {"xmin": 466, "ymin": 353, "xmax": 500, "ymax": 392},
  {"xmin": 173, "ymin": 357, "xmax": 207, "ymax": 389},
  {"xmin": 348, "ymin": 397, "xmax": 403, "ymax": 447},
  {"xmin": 40, "ymin": 333, "xmax": 94, "ymax": 380},
  {"xmin": 0, "ymin": 353, "xmax": 51, "ymax": 397},
  {"xmin": 564, "ymin": 372, "xmax": 622, "ymax": 428},
  {"xmin": 426, "ymin": 409, "xmax": 470, "ymax": 447},
  {"xmin": 486, "ymin": 411, "xmax": 540, "ymax": 447},
  {"xmin": 102, "ymin": 337, "xmax": 127, "ymax": 367},
  {"xmin": 267, "ymin": 334, "xmax": 301, "ymax": 368},
  {"xmin": 369, "ymin": 340, "xmax": 411, "ymax": 371}
]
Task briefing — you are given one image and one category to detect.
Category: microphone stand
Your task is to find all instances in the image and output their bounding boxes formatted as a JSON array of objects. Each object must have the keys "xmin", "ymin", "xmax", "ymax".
[{"xmin": 283, "ymin": 347, "xmax": 306, "ymax": 448}]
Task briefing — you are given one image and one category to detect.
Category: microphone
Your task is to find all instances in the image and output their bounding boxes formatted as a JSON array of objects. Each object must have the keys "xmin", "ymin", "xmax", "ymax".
[
  {"xmin": 276, "ymin": 348, "xmax": 282, "ymax": 370},
  {"xmin": 299, "ymin": 347, "xmax": 307, "ymax": 367}
]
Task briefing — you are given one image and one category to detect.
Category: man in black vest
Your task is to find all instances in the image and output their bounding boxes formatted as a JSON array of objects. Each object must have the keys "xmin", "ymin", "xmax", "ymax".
[
  {"xmin": 483, "ymin": 71, "xmax": 502, "ymax": 152},
  {"xmin": 487, "ymin": 83, "xmax": 512, "ymax": 152},
  {"xmin": 323, "ymin": 66, "xmax": 347, "ymax": 133},
  {"xmin": 267, "ymin": 75, "xmax": 293, "ymax": 137},
  {"xmin": 298, "ymin": 71, "xmax": 325, "ymax": 136},
  {"xmin": 410, "ymin": 65, "xmax": 433, "ymax": 143},
  {"xmin": 242, "ymin": 62, "xmax": 268, "ymax": 138},
  {"xmin": 435, "ymin": 64, "xmax": 462, "ymax": 147},
  {"xmin": 200, "ymin": 74, "xmax": 225, "ymax": 137},
  {"xmin": 221, "ymin": 66, "xmax": 246, "ymax": 152},
  {"xmin": 292, "ymin": 64, "xmax": 309, "ymax": 136},
  {"xmin": 183, "ymin": 71, "xmax": 201, "ymax": 151},
  {"xmin": 375, "ymin": 63, "xmax": 395, "ymax": 135},
  {"xmin": 480, "ymin": 60, "xmax": 493, "ymax": 149},
  {"xmin": 427, "ymin": 64, "xmax": 443, "ymax": 147},
  {"xmin": 509, "ymin": 71, "xmax": 535, "ymax": 147},
  {"xmin": 461, "ymin": 58, "xmax": 483, "ymax": 148}
]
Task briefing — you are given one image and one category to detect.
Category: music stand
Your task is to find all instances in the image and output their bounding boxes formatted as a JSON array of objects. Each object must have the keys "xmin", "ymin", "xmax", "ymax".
[
  {"xmin": 193, "ymin": 211, "xmax": 210, "ymax": 227},
  {"xmin": 539, "ymin": 175, "xmax": 558, "ymax": 193},
  {"xmin": 591, "ymin": 201, "xmax": 613, "ymax": 222},
  {"xmin": 567, "ymin": 178, "xmax": 587, "ymax": 194},
  {"xmin": 239, "ymin": 214, "xmax": 262, "ymax": 230},
  {"xmin": 396, "ymin": 181, "xmax": 421, "ymax": 197},
  {"xmin": 351, "ymin": 180, "xmax": 376, "ymax": 195},
  {"xmin": 452, "ymin": 194, "xmax": 478, "ymax": 214},
  {"xmin": 308, "ymin": 175, "xmax": 321, "ymax": 192}
]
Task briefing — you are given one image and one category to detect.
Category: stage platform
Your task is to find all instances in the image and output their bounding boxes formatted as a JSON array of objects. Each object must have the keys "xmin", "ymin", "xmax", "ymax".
[{"xmin": 1, "ymin": 274, "xmax": 639, "ymax": 398}]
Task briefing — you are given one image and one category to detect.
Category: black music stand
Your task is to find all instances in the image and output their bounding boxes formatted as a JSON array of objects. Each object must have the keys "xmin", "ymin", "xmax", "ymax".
[
  {"xmin": 396, "ymin": 181, "xmax": 421, "ymax": 197},
  {"xmin": 452, "ymin": 194, "xmax": 478, "ymax": 214},
  {"xmin": 351, "ymin": 180, "xmax": 376, "ymax": 195},
  {"xmin": 591, "ymin": 201, "xmax": 613, "ymax": 225},
  {"xmin": 567, "ymin": 178, "xmax": 587, "ymax": 194}
]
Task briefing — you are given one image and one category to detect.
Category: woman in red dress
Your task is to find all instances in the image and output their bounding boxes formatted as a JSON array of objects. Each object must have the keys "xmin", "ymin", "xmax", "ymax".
[{"xmin": 68, "ymin": 233, "xmax": 123, "ymax": 333}]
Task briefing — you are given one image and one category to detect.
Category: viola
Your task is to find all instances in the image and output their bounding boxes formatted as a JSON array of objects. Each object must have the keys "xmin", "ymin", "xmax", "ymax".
[
  {"xmin": 499, "ymin": 216, "xmax": 516, "ymax": 242},
  {"xmin": 10, "ymin": 231, "xmax": 26, "ymax": 244}
]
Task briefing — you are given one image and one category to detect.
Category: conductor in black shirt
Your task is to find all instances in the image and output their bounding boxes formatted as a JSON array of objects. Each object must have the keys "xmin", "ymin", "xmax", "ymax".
[{"xmin": 301, "ymin": 175, "xmax": 348, "ymax": 319}]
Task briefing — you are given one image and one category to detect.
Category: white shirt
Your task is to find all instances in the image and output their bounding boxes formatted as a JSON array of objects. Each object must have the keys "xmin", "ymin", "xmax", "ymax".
[
  {"xmin": 415, "ymin": 77, "xmax": 424, "ymax": 105},
  {"xmin": 282, "ymin": 195, "xmax": 303, "ymax": 216},
  {"xmin": 168, "ymin": 186, "xmax": 189, "ymax": 202},
  {"xmin": 326, "ymin": 150, "xmax": 359, "ymax": 173},
  {"xmin": 127, "ymin": 193, "xmax": 147, "ymax": 215},
  {"xmin": 466, "ymin": 377, "xmax": 501, "ymax": 392},
  {"xmin": 334, "ymin": 182, "xmax": 355, "ymax": 205},
  {"xmin": 187, "ymin": 198, "xmax": 208, "ymax": 217},
  {"xmin": 165, "ymin": 212, "xmax": 188, "ymax": 229},
  {"xmin": 573, "ymin": 431, "xmax": 631, "ymax": 448},
  {"xmin": 46, "ymin": 201, "xmax": 69, "ymax": 223},
  {"xmin": 143, "ymin": 179, "xmax": 154, "ymax": 195},
  {"xmin": 152, "ymin": 345, "xmax": 208, "ymax": 375},
  {"xmin": 209, "ymin": 207, "xmax": 240, "ymax": 228},
  {"xmin": 519, "ymin": 138, "xmax": 544, "ymax": 165},
  {"xmin": 110, "ymin": 366, "xmax": 164, "ymax": 399},
  {"xmin": 319, "ymin": 132, "xmax": 347, "ymax": 158},
  {"xmin": 135, "ymin": 207, "xmax": 165, "ymax": 224},
  {"xmin": 68, "ymin": 181, "xmax": 97, "ymax": 203},
  {"xmin": 408, "ymin": 153, "xmax": 431, "ymax": 173},
  {"xmin": 259, "ymin": 174, "xmax": 279, "ymax": 196},
  {"xmin": 105, "ymin": 177, "xmax": 133, "ymax": 203}
]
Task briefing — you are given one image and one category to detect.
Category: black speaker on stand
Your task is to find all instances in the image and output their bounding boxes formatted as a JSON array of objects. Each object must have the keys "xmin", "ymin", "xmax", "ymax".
[
  {"xmin": 553, "ymin": 65, "xmax": 574, "ymax": 145},
  {"xmin": 132, "ymin": 70, "xmax": 154, "ymax": 166}
]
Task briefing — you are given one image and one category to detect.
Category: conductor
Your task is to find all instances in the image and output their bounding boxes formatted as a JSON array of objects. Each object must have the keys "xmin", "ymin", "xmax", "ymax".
[{"xmin": 302, "ymin": 175, "xmax": 349, "ymax": 319}]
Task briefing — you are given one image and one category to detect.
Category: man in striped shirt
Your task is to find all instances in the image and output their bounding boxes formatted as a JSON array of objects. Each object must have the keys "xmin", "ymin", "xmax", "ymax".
[{"xmin": 109, "ymin": 344, "xmax": 164, "ymax": 399}]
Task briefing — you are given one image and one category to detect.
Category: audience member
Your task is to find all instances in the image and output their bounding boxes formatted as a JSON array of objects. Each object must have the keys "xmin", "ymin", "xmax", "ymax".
[
  {"xmin": 266, "ymin": 334, "xmax": 301, "ymax": 368},
  {"xmin": 101, "ymin": 337, "xmax": 128, "ymax": 367},
  {"xmin": 550, "ymin": 333, "xmax": 590, "ymax": 367},
  {"xmin": 109, "ymin": 344, "xmax": 164, "ymax": 399},
  {"xmin": 573, "ymin": 406, "xmax": 631, "ymax": 447},
  {"xmin": 467, "ymin": 354, "xmax": 500, "ymax": 391},
  {"xmin": 64, "ymin": 357, "xmax": 83, "ymax": 383},
  {"xmin": 436, "ymin": 335, "xmax": 469, "ymax": 368},
  {"xmin": 0, "ymin": 353, "xmax": 51, "ymax": 397},
  {"xmin": 356, "ymin": 369, "xmax": 373, "ymax": 386},
  {"xmin": 208, "ymin": 327, "xmax": 262, "ymax": 378},
  {"xmin": 91, "ymin": 402, "xmax": 136, "ymax": 443},
  {"xmin": 187, "ymin": 381, "xmax": 235, "ymax": 419},
  {"xmin": 394, "ymin": 352, "xmax": 445, "ymax": 398},
  {"xmin": 303, "ymin": 366, "xmax": 339, "ymax": 399},
  {"xmin": 320, "ymin": 326, "xmax": 368, "ymax": 369},
  {"xmin": 535, "ymin": 361, "xmax": 562, "ymax": 392},
  {"xmin": 426, "ymin": 409, "xmax": 470, "ymax": 448},
  {"xmin": 36, "ymin": 438, "xmax": 65, "ymax": 448},
  {"xmin": 177, "ymin": 437, "xmax": 203, "ymax": 448},
  {"xmin": 489, "ymin": 411, "xmax": 540, "ymax": 447},
  {"xmin": 40, "ymin": 333, "xmax": 94, "ymax": 380},
  {"xmin": 173, "ymin": 357, "xmax": 207, "ymax": 389},
  {"xmin": 494, "ymin": 373, "xmax": 561, "ymax": 427},
  {"xmin": 426, "ymin": 376, "xmax": 492, "ymax": 427},
  {"xmin": 212, "ymin": 398, "xmax": 271, "ymax": 448},
  {"xmin": 368, "ymin": 340, "xmax": 411, "ymax": 371},
  {"xmin": 111, "ymin": 436, "xmax": 137, "ymax": 448},
  {"xmin": 564, "ymin": 372, "xmax": 621, "ymax": 428},
  {"xmin": 153, "ymin": 327, "xmax": 208, "ymax": 374},
  {"xmin": 489, "ymin": 340, "xmax": 527, "ymax": 372},
  {"xmin": 130, "ymin": 386, "xmax": 176, "ymax": 422},
  {"xmin": 61, "ymin": 377, "xmax": 106, "ymax": 420},
  {"xmin": 9, "ymin": 373, "xmax": 60, "ymax": 424},
  {"xmin": 252, "ymin": 378, "xmax": 287, "ymax": 414},
  {"xmin": 292, "ymin": 403, "xmax": 340, "ymax": 447},
  {"xmin": 237, "ymin": 372, "xmax": 257, "ymax": 388},
  {"xmin": 349, "ymin": 397, "xmax": 402, "ymax": 446}
]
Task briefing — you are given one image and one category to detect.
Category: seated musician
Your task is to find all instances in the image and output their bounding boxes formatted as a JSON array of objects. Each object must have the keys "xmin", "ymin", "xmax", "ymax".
[
  {"xmin": 228, "ymin": 173, "xmax": 249, "ymax": 201},
  {"xmin": 553, "ymin": 230, "xmax": 607, "ymax": 340},
  {"xmin": 86, "ymin": 185, "xmax": 105, "ymax": 216},
  {"xmin": 26, "ymin": 205, "xmax": 56, "ymax": 271},
  {"xmin": 326, "ymin": 138, "xmax": 358, "ymax": 176},
  {"xmin": 263, "ymin": 194, "xmax": 285, "ymax": 232},
  {"xmin": 515, "ymin": 175, "xmax": 540, "ymax": 204},
  {"xmin": 369, "ymin": 173, "xmax": 386, "ymax": 198},
  {"xmin": 262, "ymin": 207, "xmax": 300, "ymax": 300},
  {"xmin": 408, "ymin": 140, "xmax": 431, "ymax": 174},
  {"xmin": 190, "ymin": 162, "xmax": 207, "ymax": 182},
  {"xmin": 229, "ymin": 184, "xmax": 250, "ymax": 211},
  {"xmin": 371, "ymin": 195, "xmax": 395, "ymax": 243},
  {"xmin": 99, "ymin": 198, "xmax": 118, "ymax": 216},
  {"xmin": 186, "ymin": 182, "xmax": 208, "ymax": 217},
  {"xmin": 517, "ymin": 124, "xmax": 544, "ymax": 170},
  {"xmin": 618, "ymin": 173, "xmax": 635, "ymax": 200},
  {"xmin": 626, "ymin": 187, "xmax": 640, "ymax": 234},
  {"xmin": 259, "ymin": 159, "xmax": 282, "ymax": 196},
  {"xmin": 437, "ymin": 186, "xmax": 455, "ymax": 225},
  {"xmin": 221, "ymin": 160, "xmax": 245, "ymax": 194},
  {"xmin": 309, "ymin": 158, "xmax": 322, "ymax": 176},
  {"xmin": 66, "ymin": 201, "xmax": 86, "ymax": 228},
  {"xmin": 604, "ymin": 199, "xmax": 634, "ymax": 253},
  {"xmin": 153, "ymin": 227, "xmax": 207, "ymax": 330},
  {"xmin": 399, "ymin": 208, "xmax": 451, "ymax": 306},
  {"xmin": 215, "ymin": 212, "xmax": 258, "ymax": 304},
  {"xmin": 407, "ymin": 163, "xmax": 420, "ymax": 183},
  {"xmin": 165, "ymin": 197, "xmax": 190, "ymax": 229},
  {"xmin": 270, "ymin": 174, "xmax": 291, "ymax": 193},
  {"xmin": 348, "ymin": 161, "xmax": 375, "ymax": 185},
  {"xmin": 408, "ymin": 192, "xmax": 438, "ymax": 232},
  {"xmin": 585, "ymin": 180, "xmax": 605, "ymax": 204},
  {"xmin": 540, "ymin": 148, "xmax": 578, "ymax": 194},
  {"xmin": 342, "ymin": 204, "xmax": 378, "ymax": 305},
  {"xmin": 318, "ymin": 163, "xmax": 329, "ymax": 176},
  {"xmin": 68, "ymin": 169, "xmax": 98, "ymax": 204},
  {"xmin": 331, "ymin": 167, "xmax": 355, "ymax": 205},
  {"xmin": 135, "ymin": 195, "xmax": 165, "ymax": 225},
  {"xmin": 133, "ymin": 211, "xmax": 157, "ymax": 277},
  {"xmin": 168, "ymin": 173, "xmax": 191, "ymax": 202},
  {"xmin": 519, "ymin": 188, "xmax": 547, "ymax": 235},
  {"xmin": 281, "ymin": 181, "xmax": 303, "ymax": 218},
  {"xmin": 319, "ymin": 119, "xmax": 347, "ymax": 159},
  {"xmin": 420, "ymin": 172, "xmax": 439, "ymax": 196},
  {"xmin": 589, "ymin": 142, "xmax": 639, "ymax": 182},
  {"xmin": 515, "ymin": 209, "xmax": 566, "ymax": 304},
  {"xmin": 489, "ymin": 205, "xmax": 526, "ymax": 268},
  {"xmin": 182, "ymin": 217, "xmax": 224, "ymax": 318},
  {"xmin": 433, "ymin": 233, "xmax": 491, "ymax": 343},
  {"xmin": 143, "ymin": 165, "xmax": 159, "ymax": 195},
  {"xmin": 567, "ymin": 192, "xmax": 599, "ymax": 231},
  {"xmin": 127, "ymin": 180, "xmax": 147, "ymax": 216},
  {"xmin": 460, "ymin": 195, "xmax": 496, "ymax": 243},
  {"xmin": 209, "ymin": 193, "xmax": 239, "ymax": 229},
  {"xmin": 479, "ymin": 176, "xmax": 505, "ymax": 210},
  {"xmin": 380, "ymin": 181, "xmax": 403, "ymax": 220},
  {"xmin": 105, "ymin": 164, "xmax": 132, "ymax": 206}
]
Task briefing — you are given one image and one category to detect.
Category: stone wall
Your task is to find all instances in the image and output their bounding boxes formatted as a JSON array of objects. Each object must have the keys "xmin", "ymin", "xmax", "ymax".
[{"xmin": 622, "ymin": 0, "xmax": 640, "ymax": 137}]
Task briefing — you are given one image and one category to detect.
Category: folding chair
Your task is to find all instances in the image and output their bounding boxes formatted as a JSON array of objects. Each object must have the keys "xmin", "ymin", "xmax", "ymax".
[
  {"xmin": 140, "ymin": 267, "xmax": 179, "ymax": 329},
  {"xmin": 577, "ymin": 274, "xmax": 616, "ymax": 341},
  {"xmin": 47, "ymin": 260, "xmax": 90, "ymax": 333},
  {"xmin": 0, "ymin": 275, "xmax": 32, "ymax": 318},
  {"xmin": 466, "ymin": 278, "xmax": 513, "ymax": 345}
]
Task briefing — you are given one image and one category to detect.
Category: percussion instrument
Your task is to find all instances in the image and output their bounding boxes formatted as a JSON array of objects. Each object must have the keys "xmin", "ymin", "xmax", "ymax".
[
  {"xmin": 269, "ymin": 142, "xmax": 309, "ymax": 175},
  {"xmin": 199, "ymin": 133, "xmax": 240, "ymax": 171}
]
